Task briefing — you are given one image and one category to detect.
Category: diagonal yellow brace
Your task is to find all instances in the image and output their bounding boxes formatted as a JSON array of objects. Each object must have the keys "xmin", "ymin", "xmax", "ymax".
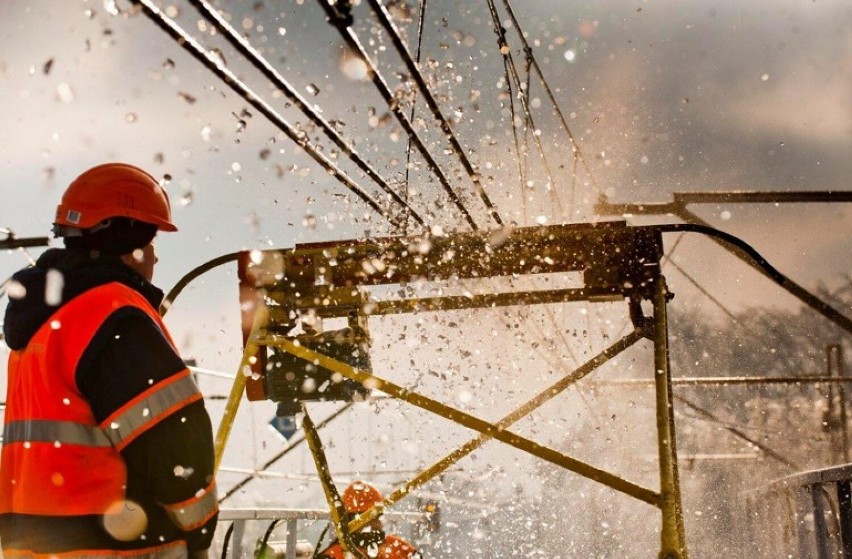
[
  {"xmin": 261, "ymin": 333, "xmax": 662, "ymax": 510},
  {"xmin": 302, "ymin": 407, "xmax": 368, "ymax": 559},
  {"xmin": 213, "ymin": 305, "xmax": 268, "ymax": 472},
  {"xmin": 348, "ymin": 329, "xmax": 652, "ymax": 532}
]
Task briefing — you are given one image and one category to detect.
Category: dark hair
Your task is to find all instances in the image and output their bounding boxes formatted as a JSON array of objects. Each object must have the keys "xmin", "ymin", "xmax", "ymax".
[{"xmin": 64, "ymin": 217, "xmax": 157, "ymax": 256}]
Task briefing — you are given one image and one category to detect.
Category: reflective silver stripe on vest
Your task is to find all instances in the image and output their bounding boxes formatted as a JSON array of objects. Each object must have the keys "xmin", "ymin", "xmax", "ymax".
[
  {"xmin": 103, "ymin": 373, "xmax": 200, "ymax": 448},
  {"xmin": 2, "ymin": 419, "xmax": 112, "ymax": 447},
  {"xmin": 163, "ymin": 481, "xmax": 218, "ymax": 531}
]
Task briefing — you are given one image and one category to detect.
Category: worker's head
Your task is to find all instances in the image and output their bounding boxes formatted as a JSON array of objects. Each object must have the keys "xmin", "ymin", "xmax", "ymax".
[
  {"xmin": 342, "ymin": 480, "xmax": 383, "ymax": 516},
  {"xmin": 53, "ymin": 163, "xmax": 177, "ymax": 280}
]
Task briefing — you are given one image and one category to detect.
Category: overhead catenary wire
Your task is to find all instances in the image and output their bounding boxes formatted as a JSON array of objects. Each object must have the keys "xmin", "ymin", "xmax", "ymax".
[
  {"xmin": 317, "ymin": 0, "xmax": 480, "ymax": 231},
  {"xmin": 483, "ymin": 0, "xmax": 564, "ymax": 222},
  {"xmin": 129, "ymin": 0, "xmax": 406, "ymax": 231},
  {"xmin": 499, "ymin": 0, "xmax": 601, "ymax": 202},
  {"xmin": 185, "ymin": 0, "xmax": 426, "ymax": 230},
  {"xmin": 402, "ymin": 0, "xmax": 428, "ymax": 233},
  {"xmin": 503, "ymin": 55, "xmax": 529, "ymax": 223},
  {"xmin": 365, "ymin": 0, "xmax": 504, "ymax": 227}
]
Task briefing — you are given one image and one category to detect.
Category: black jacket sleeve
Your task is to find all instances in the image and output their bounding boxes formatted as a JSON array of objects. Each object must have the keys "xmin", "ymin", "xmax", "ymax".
[{"xmin": 77, "ymin": 308, "xmax": 218, "ymax": 552}]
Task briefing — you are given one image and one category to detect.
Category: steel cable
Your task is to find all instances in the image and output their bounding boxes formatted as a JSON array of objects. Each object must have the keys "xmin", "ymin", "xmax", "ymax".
[
  {"xmin": 366, "ymin": 0, "xmax": 504, "ymax": 227},
  {"xmin": 499, "ymin": 0, "xmax": 601, "ymax": 199},
  {"xmin": 129, "ymin": 0, "xmax": 406, "ymax": 230},
  {"xmin": 317, "ymin": 0, "xmax": 479, "ymax": 230},
  {"xmin": 483, "ymin": 0, "xmax": 563, "ymax": 221},
  {"xmin": 185, "ymin": 0, "xmax": 426, "ymax": 230}
]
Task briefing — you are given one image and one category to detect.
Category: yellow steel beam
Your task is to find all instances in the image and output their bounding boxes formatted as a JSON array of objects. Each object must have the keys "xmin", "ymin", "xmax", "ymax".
[
  {"xmin": 213, "ymin": 306, "xmax": 268, "ymax": 472},
  {"xmin": 347, "ymin": 328, "xmax": 650, "ymax": 533},
  {"xmin": 652, "ymin": 276, "xmax": 688, "ymax": 559},
  {"xmin": 302, "ymin": 408, "xmax": 367, "ymax": 558},
  {"xmin": 259, "ymin": 334, "xmax": 662, "ymax": 508}
]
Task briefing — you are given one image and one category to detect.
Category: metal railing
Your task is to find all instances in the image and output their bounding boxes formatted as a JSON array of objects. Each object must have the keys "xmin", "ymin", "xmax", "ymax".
[
  {"xmin": 217, "ymin": 508, "xmax": 425, "ymax": 559},
  {"xmin": 749, "ymin": 464, "xmax": 852, "ymax": 558}
]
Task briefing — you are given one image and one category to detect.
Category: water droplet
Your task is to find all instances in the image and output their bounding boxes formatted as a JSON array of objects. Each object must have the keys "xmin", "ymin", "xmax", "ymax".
[
  {"xmin": 6, "ymin": 280, "xmax": 26, "ymax": 299},
  {"xmin": 103, "ymin": 0, "xmax": 120, "ymax": 16},
  {"xmin": 760, "ymin": 73, "xmax": 770, "ymax": 82},
  {"xmin": 125, "ymin": 113, "xmax": 138, "ymax": 124},
  {"xmin": 56, "ymin": 83, "xmax": 75, "ymax": 104},
  {"xmin": 564, "ymin": 50, "xmax": 576, "ymax": 62}
]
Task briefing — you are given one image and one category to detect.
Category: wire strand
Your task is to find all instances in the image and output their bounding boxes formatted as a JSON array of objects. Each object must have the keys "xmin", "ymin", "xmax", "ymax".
[
  {"xmin": 366, "ymin": 0, "xmax": 504, "ymax": 227},
  {"xmin": 129, "ymin": 0, "xmax": 404, "ymax": 230},
  {"xmin": 186, "ymin": 0, "xmax": 425, "ymax": 230},
  {"xmin": 317, "ymin": 0, "xmax": 479, "ymax": 230}
]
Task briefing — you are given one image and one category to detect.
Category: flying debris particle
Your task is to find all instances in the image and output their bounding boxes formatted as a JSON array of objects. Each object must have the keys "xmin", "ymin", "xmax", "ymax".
[
  {"xmin": 233, "ymin": 116, "xmax": 247, "ymax": 133},
  {"xmin": 231, "ymin": 162, "xmax": 242, "ymax": 172},
  {"xmin": 43, "ymin": 58, "xmax": 54, "ymax": 75},
  {"xmin": 303, "ymin": 213, "xmax": 317, "ymax": 230},
  {"xmin": 45, "ymin": 269, "xmax": 64, "ymax": 306},
  {"xmin": 103, "ymin": 0, "xmax": 120, "ymax": 16},
  {"xmin": 153, "ymin": 152, "xmax": 164, "ymax": 164},
  {"xmin": 306, "ymin": 83, "xmax": 321, "ymax": 96},
  {"xmin": 179, "ymin": 191, "xmax": 194, "ymax": 207},
  {"xmin": 640, "ymin": 155, "xmax": 649, "ymax": 164},
  {"xmin": 177, "ymin": 92, "xmax": 197, "ymax": 104},
  {"xmin": 720, "ymin": 210, "xmax": 732, "ymax": 221},
  {"xmin": 56, "ymin": 83, "xmax": 75, "ymax": 104},
  {"xmin": 200, "ymin": 125, "xmax": 212, "ymax": 142},
  {"xmin": 162, "ymin": 58, "xmax": 175, "ymax": 70},
  {"xmin": 165, "ymin": 5, "xmax": 180, "ymax": 18},
  {"xmin": 125, "ymin": 113, "xmax": 138, "ymax": 124},
  {"xmin": 760, "ymin": 73, "xmax": 770, "ymax": 82},
  {"xmin": 259, "ymin": 148, "xmax": 271, "ymax": 160},
  {"xmin": 173, "ymin": 465, "xmax": 194, "ymax": 479},
  {"xmin": 84, "ymin": 8, "xmax": 96, "ymax": 19},
  {"xmin": 535, "ymin": 215, "xmax": 548, "ymax": 225},
  {"xmin": 209, "ymin": 48, "xmax": 227, "ymax": 67},
  {"xmin": 564, "ymin": 50, "xmax": 576, "ymax": 62},
  {"xmin": 277, "ymin": 27, "xmax": 286, "ymax": 36}
]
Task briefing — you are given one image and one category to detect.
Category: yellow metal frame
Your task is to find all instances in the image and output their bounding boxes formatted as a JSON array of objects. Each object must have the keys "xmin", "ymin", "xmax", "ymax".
[
  {"xmin": 215, "ymin": 222, "xmax": 689, "ymax": 558},
  {"xmin": 214, "ymin": 288, "xmax": 687, "ymax": 557}
]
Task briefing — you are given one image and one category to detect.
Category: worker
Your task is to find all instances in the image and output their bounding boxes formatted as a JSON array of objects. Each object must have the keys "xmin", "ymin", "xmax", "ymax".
[
  {"xmin": 314, "ymin": 481, "xmax": 420, "ymax": 559},
  {"xmin": 0, "ymin": 163, "xmax": 218, "ymax": 559}
]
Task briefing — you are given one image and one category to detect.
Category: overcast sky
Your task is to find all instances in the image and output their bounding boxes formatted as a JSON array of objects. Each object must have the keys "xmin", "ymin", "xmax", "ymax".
[{"xmin": 2, "ymin": 0, "xmax": 851, "ymax": 540}]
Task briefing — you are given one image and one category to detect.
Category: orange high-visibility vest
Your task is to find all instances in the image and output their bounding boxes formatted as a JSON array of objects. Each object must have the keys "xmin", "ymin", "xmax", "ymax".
[{"xmin": 0, "ymin": 282, "xmax": 214, "ymax": 531}]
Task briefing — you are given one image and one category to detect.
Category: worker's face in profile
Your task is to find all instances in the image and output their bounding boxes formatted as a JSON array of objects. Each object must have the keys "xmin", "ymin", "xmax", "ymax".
[{"xmin": 122, "ymin": 242, "xmax": 158, "ymax": 282}]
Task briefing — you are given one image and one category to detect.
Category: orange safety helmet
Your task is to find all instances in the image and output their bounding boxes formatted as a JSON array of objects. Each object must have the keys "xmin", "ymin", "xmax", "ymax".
[
  {"xmin": 341, "ymin": 481, "xmax": 383, "ymax": 514},
  {"xmin": 54, "ymin": 163, "xmax": 178, "ymax": 233}
]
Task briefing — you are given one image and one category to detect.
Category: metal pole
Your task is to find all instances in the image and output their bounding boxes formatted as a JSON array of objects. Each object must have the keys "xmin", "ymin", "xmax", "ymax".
[
  {"xmin": 231, "ymin": 519, "xmax": 245, "ymax": 559},
  {"xmin": 652, "ymin": 274, "xmax": 688, "ymax": 559},
  {"xmin": 812, "ymin": 485, "xmax": 831, "ymax": 559},
  {"xmin": 829, "ymin": 345, "xmax": 850, "ymax": 462},
  {"xmin": 286, "ymin": 519, "xmax": 298, "ymax": 559},
  {"xmin": 837, "ymin": 480, "xmax": 852, "ymax": 557}
]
